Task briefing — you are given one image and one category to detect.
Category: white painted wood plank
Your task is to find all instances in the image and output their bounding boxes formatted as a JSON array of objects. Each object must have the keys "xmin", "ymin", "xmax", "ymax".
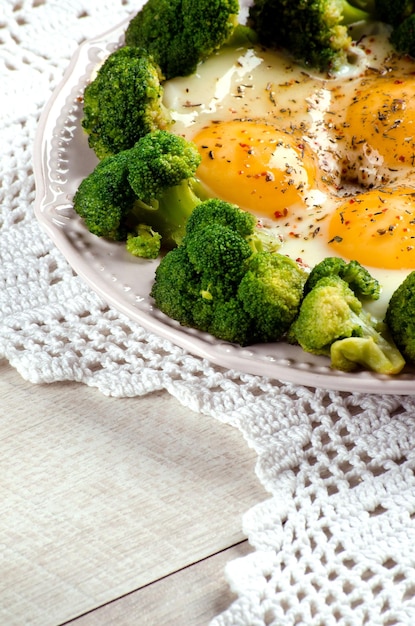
[
  {"xmin": 69, "ymin": 541, "xmax": 253, "ymax": 626},
  {"xmin": 0, "ymin": 362, "xmax": 265, "ymax": 626}
]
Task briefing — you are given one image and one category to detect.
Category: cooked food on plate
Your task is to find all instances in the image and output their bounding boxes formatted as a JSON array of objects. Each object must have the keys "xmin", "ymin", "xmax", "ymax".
[{"xmin": 72, "ymin": 0, "xmax": 415, "ymax": 375}]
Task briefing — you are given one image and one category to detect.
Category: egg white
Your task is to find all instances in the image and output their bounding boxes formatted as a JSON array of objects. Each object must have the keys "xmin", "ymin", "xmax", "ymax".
[{"xmin": 162, "ymin": 25, "xmax": 415, "ymax": 320}]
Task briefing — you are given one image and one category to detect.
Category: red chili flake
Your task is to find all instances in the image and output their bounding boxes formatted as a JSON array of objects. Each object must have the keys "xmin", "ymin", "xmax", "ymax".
[
  {"xmin": 394, "ymin": 79, "xmax": 405, "ymax": 84},
  {"xmin": 274, "ymin": 208, "xmax": 288, "ymax": 219},
  {"xmin": 399, "ymin": 155, "xmax": 406, "ymax": 162}
]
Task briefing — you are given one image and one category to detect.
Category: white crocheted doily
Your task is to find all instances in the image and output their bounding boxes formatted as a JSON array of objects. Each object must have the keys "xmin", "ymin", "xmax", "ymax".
[{"xmin": 2, "ymin": 2, "xmax": 415, "ymax": 624}]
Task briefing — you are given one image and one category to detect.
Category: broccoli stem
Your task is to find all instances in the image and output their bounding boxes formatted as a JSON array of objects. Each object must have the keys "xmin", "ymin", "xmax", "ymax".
[
  {"xmin": 340, "ymin": 0, "xmax": 372, "ymax": 24},
  {"xmin": 344, "ymin": 0, "xmax": 376, "ymax": 16},
  {"xmin": 130, "ymin": 179, "xmax": 202, "ymax": 248},
  {"xmin": 331, "ymin": 336, "xmax": 406, "ymax": 374},
  {"xmin": 331, "ymin": 310, "xmax": 406, "ymax": 374}
]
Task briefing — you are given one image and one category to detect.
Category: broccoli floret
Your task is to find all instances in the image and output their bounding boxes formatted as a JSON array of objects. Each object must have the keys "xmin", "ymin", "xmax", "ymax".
[
  {"xmin": 186, "ymin": 223, "xmax": 253, "ymax": 293},
  {"xmin": 288, "ymin": 275, "xmax": 361, "ymax": 353},
  {"xmin": 81, "ymin": 46, "xmax": 170, "ymax": 159},
  {"xmin": 185, "ymin": 198, "xmax": 257, "ymax": 237},
  {"xmin": 73, "ymin": 151, "xmax": 136, "ymax": 240},
  {"xmin": 127, "ymin": 130, "xmax": 203, "ymax": 248},
  {"xmin": 385, "ymin": 271, "xmax": 415, "ymax": 363},
  {"xmin": 126, "ymin": 224, "xmax": 162, "ymax": 259},
  {"xmin": 73, "ymin": 130, "xmax": 205, "ymax": 255},
  {"xmin": 151, "ymin": 200, "xmax": 305, "ymax": 345},
  {"xmin": 238, "ymin": 252, "xmax": 308, "ymax": 342},
  {"xmin": 248, "ymin": 0, "xmax": 373, "ymax": 72},
  {"xmin": 371, "ymin": 0, "xmax": 415, "ymax": 57},
  {"xmin": 288, "ymin": 275, "xmax": 405, "ymax": 374},
  {"xmin": 390, "ymin": 14, "xmax": 415, "ymax": 55},
  {"xmin": 127, "ymin": 129, "xmax": 202, "ymax": 202},
  {"xmin": 185, "ymin": 198, "xmax": 282, "ymax": 254},
  {"xmin": 304, "ymin": 257, "xmax": 381, "ymax": 299},
  {"xmin": 151, "ymin": 244, "xmax": 253, "ymax": 342},
  {"xmin": 151, "ymin": 246, "xmax": 203, "ymax": 326},
  {"xmin": 209, "ymin": 299, "xmax": 255, "ymax": 345},
  {"xmin": 376, "ymin": 0, "xmax": 414, "ymax": 26},
  {"xmin": 125, "ymin": 0, "xmax": 240, "ymax": 80},
  {"xmin": 340, "ymin": 259, "xmax": 381, "ymax": 299}
]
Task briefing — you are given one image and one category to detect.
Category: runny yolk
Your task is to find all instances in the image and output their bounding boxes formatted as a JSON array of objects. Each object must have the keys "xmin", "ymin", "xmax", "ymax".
[
  {"xmin": 328, "ymin": 187, "xmax": 415, "ymax": 270},
  {"xmin": 342, "ymin": 77, "xmax": 415, "ymax": 171},
  {"xmin": 192, "ymin": 119, "xmax": 324, "ymax": 220}
]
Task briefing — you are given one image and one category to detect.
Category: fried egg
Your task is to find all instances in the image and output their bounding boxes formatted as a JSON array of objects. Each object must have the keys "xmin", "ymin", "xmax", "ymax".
[
  {"xmin": 328, "ymin": 187, "xmax": 415, "ymax": 270},
  {"xmin": 192, "ymin": 119, "xmax": 327, "ymax": 219},
  {"xmin": 338, "ymin": 76, "xmax": 415, "ymax": 187},
  {"xmin": 162, "ymin": 25, "xmax": 415, "ymax": 319}
]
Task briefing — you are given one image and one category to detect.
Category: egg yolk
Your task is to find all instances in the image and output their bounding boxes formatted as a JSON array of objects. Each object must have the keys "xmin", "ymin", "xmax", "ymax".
[
  {"xmin": 192, "ymin": 120, "xmax": 323, "ymax": 220},
  {"xmin": 328, "ymin": 187, "xmax": 415, "ymax": 270},
  {"xmin": 342, "ymin": 77, "xmax": 415, "ymax": 172}
]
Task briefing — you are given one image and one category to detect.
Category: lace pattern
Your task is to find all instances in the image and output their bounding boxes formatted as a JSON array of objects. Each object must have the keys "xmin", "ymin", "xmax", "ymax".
[{"xmin": 2, "ymin": 2, "xmax": 415, "ymax": 624}]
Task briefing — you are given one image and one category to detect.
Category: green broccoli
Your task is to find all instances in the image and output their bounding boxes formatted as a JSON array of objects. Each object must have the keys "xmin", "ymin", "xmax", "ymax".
[
  {"xmin": 248, "ymin": 0, "xmax": 373, "ymax": 72},
  {"xmin": 389, "ymin": 14, "xmax": 415, "ymax": 56},
  {"xmin": 81, "ymin": 46, "xmax": 170, "ymax": 159},
  {"xmin": 184, "ymin": 196, "xmax": 282, "ymax": 254},
  {"xmin": 73, "ymin": 151, "xmax": 135, "ymax": 240},
  {"xmin": 124, "ymin": 0, "xmax": 240, "ymax": 80},
  {"xmin": 209, "ymin": 299, "xmax": 255, "ymax": 345},
  {"xmin": 238, "ymin": 252, "xmax": 309, "ymax": 342},
  {"xmin": 186, "ymin": 222, "xmax": 253, "ymax": 296},
  {"xmin": 375, "ymin": 0, "xmax": 414, "ymax": 26},
  {"xmin": 151, "ymin": 200, "xmax": 306, "ymax": 345},
  {"xmin": 127, "ymin": 130, "xmax": 202, "ymax": 202},
  {"xmin": 73, "ymin": 130, "xmax": 204, "ymax": 254},
  {"xmin": 149, "ymin": 245, "xmax": 203, "ymax": 326},
  {"xmin": 288, "ymin": 275, "xmax": 405, "ymax": 374},
  {"xmin": 385, "ymin": 271, "xmax": 415, "ymax": 363},
  {"xmin": 304, "ymin": 257, "xmax": 381, "ymax": 299},
  {"xmin": 126, "ymin": 224, "xmax": 162, "ymax": 259},
  {"xmin": 224, "ymin": 23, "xmax": 260, "ymax": 48},
  {"xmin": 370, "ymin": 0, "xmax": 415, "ymax": 57},
  {"xmin": 127, "ymin": 130, "xmax": 204, "ymax": 248}
]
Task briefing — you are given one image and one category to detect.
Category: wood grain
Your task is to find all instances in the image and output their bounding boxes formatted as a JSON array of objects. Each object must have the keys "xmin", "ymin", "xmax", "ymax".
[
  {"xmin": 0, "ymin": 361, "xmax": 265, "ymax": 625},
  {"xmin": 67, "ymin": 541, "xmax": 253, "ymax": 625}
]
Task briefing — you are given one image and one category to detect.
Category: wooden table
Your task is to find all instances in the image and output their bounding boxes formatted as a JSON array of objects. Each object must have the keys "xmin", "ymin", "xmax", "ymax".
[{"xmin": 1, "ymin": 359, "xmax": 266, "ymax": 625}]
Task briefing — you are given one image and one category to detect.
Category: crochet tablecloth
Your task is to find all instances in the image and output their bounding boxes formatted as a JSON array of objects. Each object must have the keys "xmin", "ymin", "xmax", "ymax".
[{"xmin": 2, "ymin": 1, "xmax": 415, "ymax": 624}]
